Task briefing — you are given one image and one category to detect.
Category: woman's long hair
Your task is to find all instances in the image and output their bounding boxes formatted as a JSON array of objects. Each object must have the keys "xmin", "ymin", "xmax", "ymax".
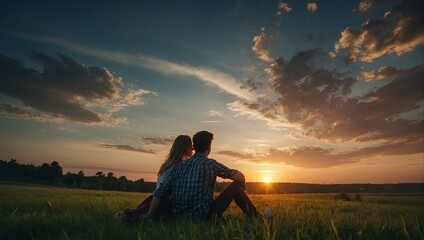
[{"xmin": 157, "ymin": 135, "xmax": 192, "ymax": 176}]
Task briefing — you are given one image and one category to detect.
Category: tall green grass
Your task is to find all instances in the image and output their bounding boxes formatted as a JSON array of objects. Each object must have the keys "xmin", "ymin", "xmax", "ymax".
[{"xmin": 1, "ymin": 181, "xmax": 423, "ymax": 239}]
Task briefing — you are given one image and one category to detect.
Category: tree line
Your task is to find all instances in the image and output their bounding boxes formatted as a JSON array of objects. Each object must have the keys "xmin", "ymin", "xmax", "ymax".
[
  {"xmin": 0, "ymin": 159, "xmax": 155, "ymax": 192},
  {"xmin": 1, "ymin": 159, "xmax": 423, "ymax": 193}
]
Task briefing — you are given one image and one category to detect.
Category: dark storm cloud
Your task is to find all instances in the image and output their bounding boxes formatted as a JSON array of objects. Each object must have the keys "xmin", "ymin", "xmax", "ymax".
[
  {"xmin": 334, "ymin": 0, "xmax": 424, "ymax": 62},
  {"xmin": 99, "ymin": 144, "xmax": 157, "ymax": 154},
  {"xmin": 0, "ymin": 52, "xmax": 152, "ymax": 124},
  {"xmin": 229, "ymin": 48, "xmax": 424, "ymax": 167}
]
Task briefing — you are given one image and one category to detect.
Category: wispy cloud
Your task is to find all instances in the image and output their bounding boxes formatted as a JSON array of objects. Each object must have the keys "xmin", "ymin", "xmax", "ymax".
[
  {"xmin": 263, "ymin": 140, "xmax": 424, "ymax": 168},
  {"xmin": 16, "ymin": 34, "xmax": 256, "ymax": 101},
  {"xmin": 216, "ymin": 150, "xmax": 255, "ymax": 159},
  {"xmin": 252, "ymin": 27, "xmax": 272, "ymax": 62},
  {"xmin": 240, "ymin": 79, "xmax": 264, "ymax": 92},
  {"xmin": 227, "ymin": 99, "xmax": 292, "ymax": 129},
  {"xmin": 205, "ymin": 110, "xmax": 223, "ymax": 117},
  {"xmin": 358, "ymin": 0, "xmax": 388, "ymax": 12},
  {"xmin": 99, "ymin": 144, "xmax": 156, "ymax": 154},
  {"xmin": 362, "ymin": 66, "xmax": 404, "ymax": 81},
  {"xmin": 359, "ymin": 0, "xmax": 373, "ymax": 12},
  {"xmin": 0, "ymin": 103, "xmax": 30, "ymax": 117},
  {"xmin": 307, "ymin": 2, "xmax": 318, "ymax": 12},
  {"xmin": 140, "ymin": 136, "xmax": 174, "ymax": 146},
  {"xmin": 277, "ymin": 1, "xmax": 292, "ymax": 15}
]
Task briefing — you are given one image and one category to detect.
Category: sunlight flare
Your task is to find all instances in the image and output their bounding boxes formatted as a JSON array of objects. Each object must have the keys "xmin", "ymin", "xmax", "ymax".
[{"xmin": 263, "ymin": 177, "xmax": 272, "ymax": 184}]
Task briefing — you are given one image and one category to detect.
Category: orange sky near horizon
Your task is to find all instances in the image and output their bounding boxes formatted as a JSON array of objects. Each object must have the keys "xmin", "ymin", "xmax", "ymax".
[{"xmin": 1, "ymin": 0, "xmax": 423, "ymax": 184}]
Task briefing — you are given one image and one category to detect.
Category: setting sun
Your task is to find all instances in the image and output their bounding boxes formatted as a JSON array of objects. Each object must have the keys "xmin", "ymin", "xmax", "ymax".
[{"xmin": 263, "ymin": 177, "xmax": 272, "ymax": 184}]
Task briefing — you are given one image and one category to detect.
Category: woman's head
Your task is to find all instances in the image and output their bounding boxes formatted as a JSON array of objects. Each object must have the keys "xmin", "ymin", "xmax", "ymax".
[{"xmin": 158, "ymin": 135, "xmax": 193, "ymax": 176}]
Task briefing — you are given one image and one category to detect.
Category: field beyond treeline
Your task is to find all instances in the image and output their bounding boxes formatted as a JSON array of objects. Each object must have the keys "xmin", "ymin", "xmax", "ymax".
[{"xmin": 1, "ymin": 181, "xmax": 423, "ymax": 239}]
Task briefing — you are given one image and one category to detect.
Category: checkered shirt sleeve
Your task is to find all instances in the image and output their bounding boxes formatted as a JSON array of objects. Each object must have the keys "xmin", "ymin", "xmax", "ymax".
[{"xmin": 209, "ymin": 159, "xmax": 237, "ymax": 179}]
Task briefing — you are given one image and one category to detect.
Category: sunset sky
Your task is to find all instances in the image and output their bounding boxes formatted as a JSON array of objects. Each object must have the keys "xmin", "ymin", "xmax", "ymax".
[{"xmin": 0, "ymin": 0, "xmax": 423, "ymax": 183}]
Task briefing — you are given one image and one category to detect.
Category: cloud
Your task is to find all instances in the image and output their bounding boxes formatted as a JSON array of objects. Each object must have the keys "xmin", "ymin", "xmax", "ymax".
[
  {"xmin": 252, "ymin": 27, "xmax": 272, "ymax": 62},
  {"xmin": 307, "ymin": 2, "xmax": 318, "ymax": 12},
  {"xmin": 99, "ymin": 144, "xmax": 156, "ymax": 154},
  {"xmin": 277, "ymin": 1, "xmax": 292, "ymax": 15},
  {"xmin": 202, "ymin": 120, "xmax": 221, "ymax": 123},
  {"xmin": 0, "ymin": 103, "xmax": 87, "ymax": 123},
  {"xmin": 55, "ymin": 126, "xmax": 79, "ymax": 133},
  {"xmin": 227, "ymin": 99, "xmax": 292, "ymax": 129},
  {"xmin": 228, "ymin": 48, "xmax": 424, "ymax": 167},
  {"xmin": 240, "ymin": 79, "xmax": 264, "ymax": 92},
  {"xmin": 358, "ymin": 0, "xmax": 389, "ymax": 12},
  {"xmin": 223, "ymin": 135, "xmax": 423, "ymax": 168},
  {"xmin": 116, "ymin": 135, "xmax": 175, "ymax": 146},
  {"xmin": 205, "ymin": 110, "xmax": 223, "ymax": 117},
  {"xmin": 362, "ymin": 66, "xmax": 404, "ymax": 81},
  {"xmin": 0, "ymin": 103, "xmax": 30, "ymax": 117},
  {"xmin": 16, "ymin": 34, "xmax": 256, "ymax": 101},
  {"xmin": 263, "ymin": 49, "xmax": 422, "ymax": 142},
  {"xmin": 216, "ymin": 150, "xmax": 255, "ymax": 159},
  {"xmin": 0, "ymin": 52, "xmax": 154, "ymax": 124},
  {"xmin": 264, "ymin": 138, "xmax": 423, "ymax": 168},
  {"xmin": 359, "ymin": 0, "xmax": 373, "ymax": 12},
  {"xmin": 334, "ymin": 0, "xmax": 424, "ymax": 62},
  {"xmin": 265, "ymin": 147, "xmax": 357, "ymax": 168},
  {"xmin": 140, "ymin": 136, "xmax": 174, "ymax": 146}
]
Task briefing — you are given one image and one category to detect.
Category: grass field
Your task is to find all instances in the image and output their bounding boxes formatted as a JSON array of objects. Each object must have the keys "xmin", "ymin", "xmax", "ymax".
[{"xmin": 1, "ymin": 181, "xmax": 423, "ymax": 239}]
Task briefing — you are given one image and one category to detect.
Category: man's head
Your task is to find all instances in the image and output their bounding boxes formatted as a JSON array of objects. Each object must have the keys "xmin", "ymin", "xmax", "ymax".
[{"xmin": 193, "ymin": 131, "xmax": 214, "ymax": 156}]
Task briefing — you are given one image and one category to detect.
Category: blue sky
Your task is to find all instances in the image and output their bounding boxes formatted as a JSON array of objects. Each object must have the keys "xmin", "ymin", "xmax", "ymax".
[{"xmin": 0, "ymin": 0, "xmax": 423, "ymax": 183}]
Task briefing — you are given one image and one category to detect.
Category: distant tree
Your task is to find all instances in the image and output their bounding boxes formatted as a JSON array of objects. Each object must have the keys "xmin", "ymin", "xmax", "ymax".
[
  {"xmin": 76, "ymin": 171, "xmax": 84, "ymax": 187},
  {"xmin": 50, "ymin": 161, "xmax": 63, "ymax": 181},
  {"xmin": 118, "ymin": 176, "xmax": 128, "ymax": 191},
  {"xmin": 95, "ymin": 171, "xmax": 105, "ymax": 190},
  {"xmin": 104, "ymin": 172, "xmax": 118, "ymax": 190}
]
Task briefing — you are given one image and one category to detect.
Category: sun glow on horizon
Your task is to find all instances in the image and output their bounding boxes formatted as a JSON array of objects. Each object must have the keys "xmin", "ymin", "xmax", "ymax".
[{"xmin": 263, "ymin": 177, "xmax": 272, "ymax": 183}]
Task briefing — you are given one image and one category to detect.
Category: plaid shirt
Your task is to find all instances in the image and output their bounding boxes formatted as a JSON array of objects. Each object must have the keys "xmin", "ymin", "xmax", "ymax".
[{"xmin": 153, "ymin": 153, "xmax": 236, "ymax": 219}]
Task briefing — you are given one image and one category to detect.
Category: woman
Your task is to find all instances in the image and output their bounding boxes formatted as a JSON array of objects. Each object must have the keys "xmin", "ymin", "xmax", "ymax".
[{"xmin": 114, "ymin": 135, "xmax": 193, "ymax": 221}]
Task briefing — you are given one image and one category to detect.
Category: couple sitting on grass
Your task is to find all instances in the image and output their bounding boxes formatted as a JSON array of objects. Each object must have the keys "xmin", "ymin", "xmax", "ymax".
[{"xmin": 114, "ymin": 131, "xmax": 271, "ymax": 221}]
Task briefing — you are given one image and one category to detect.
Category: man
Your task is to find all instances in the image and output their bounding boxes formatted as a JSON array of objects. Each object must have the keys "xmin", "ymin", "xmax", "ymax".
[{"xmin": 144, "ymin": 131, "xmax": 268, "ymax": 220}]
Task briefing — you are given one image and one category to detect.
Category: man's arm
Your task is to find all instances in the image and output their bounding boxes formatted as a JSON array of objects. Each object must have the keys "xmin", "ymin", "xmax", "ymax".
[
  {"xmin": 142, "ymin": 197, "xmax": 163, "ymax": 219},
  {"xmin": 229, "ymin": 170, "xmax": 246, "ymax": 190},
  {"xmin": 229, "ymin": 170, "xmax": 245, "ymax": 183},
  {"xmin": 211, "ymin": 159, "xmax": 246, "ymax": 189}
]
